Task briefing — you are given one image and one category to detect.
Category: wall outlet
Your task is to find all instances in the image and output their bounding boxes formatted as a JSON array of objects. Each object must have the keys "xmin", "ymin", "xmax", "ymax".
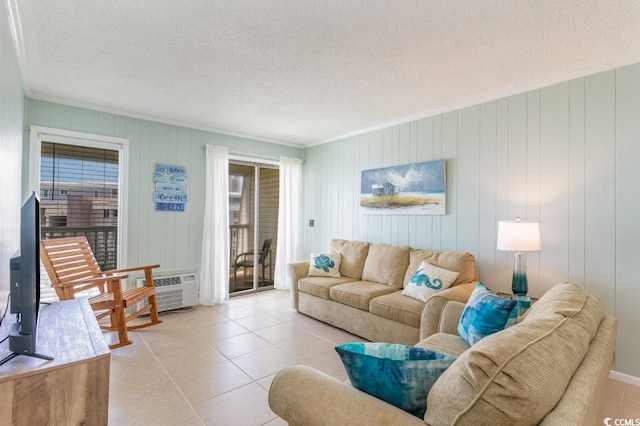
[{"xmin": 309, "ymin": 219, "xmax": 315, "ymax": 227}]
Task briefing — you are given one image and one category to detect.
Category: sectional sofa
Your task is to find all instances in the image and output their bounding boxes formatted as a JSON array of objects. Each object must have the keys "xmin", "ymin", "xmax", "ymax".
[
  {"xmin": 287, "ymin": 239, "xmax": 479, "ymax": 345},
  {"xmin": 270, "ymin": 282, "xmax": 618, "ymax": 425}
]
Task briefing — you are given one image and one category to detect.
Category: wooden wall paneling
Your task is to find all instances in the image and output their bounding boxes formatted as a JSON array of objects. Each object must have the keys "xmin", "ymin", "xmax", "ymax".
[
  {"xmin": 135, "ymin": 121, "xmax": 152, "ymax": 267},
  {"xmin": 478, "ymin": 101, "xmax": 498, "ymax": 288},
  {"xmin": 415, "ymin": 117, "xmax": 434, "ymax": 249},
  {"xmin": 151, "ymin": 122, "xmax": 172, "ymax": 269},
  {"xmin": 407, "ymin": 122, "xmax": 418, "ymax": 248},
  {"xmin": 614, "ymin": 64, "xmax": 640, "ymax": 376},
  {"xmin": 341, "ymin": 137, "xmax": 355, "ymax": 241},
  {"xmin": 456, "ymin": 105, "xmax": 480, "ymax": 258},
  {"xmin": 97, "ymin": 111, "xmax": 117, "ymax": 137},
  {"xmin": 366, "ymin": 131, "xmax": 383, "ymax": 243},
  {"xmin": 397, "ymin": 123, "xmax": 411, "ymax": 246},
  {"xmin": 307, "ymin": 145, "xmax": 322, "ymax": 252},
  {"xmin": 495, "ymin": 98, "xmax": 510, "ymax": 293},
  {"xmin": 71, "ymin": 106, "xmax": 99, "ymax": 134},
  {"xmin": 327, "ymin": 142, "xmax": 345, "ymax": 240},
  {"xmin": 539, "ymin": 83, "xmax": 570, "ymax": 295},
  {"xmin": 380, "ymin": 127, "xmax": 393, "ymax": 244},
  {"xmin": 36, "ymin": 100, "xmax": 51, "ymax": 127},
  {"xmin": 357, "ymin": 135, "xmax": 370, "ymax": 243},
  {"xmin": 49, "ymin": 103, "xmax": 73, "ymax": 130},
  {"xmin": 568, "ymin": 78, "xmax": 587, "ymax": 286},
  {"xmin": 164, "ymin": 124, "xmax": 179, "ymax": 270},
  {"xmin": 124, "ymin": 117, "xmax": 142, "ymax": 269},
  {"xmin": 173, "ymin": 127, "xmax": 192, "ymax": 269},
  {"xmin": 187, "ymin": 130, "xmax": 208, "ymax": 269},
  {"xmin": 351, "ymin": 136, "xmax": 361, "ymax": 242},
  {"xmin": 506, "ymin": 93, "xmax": 528, "ymax": 218},
  {"xmin": 431, "ymin": 115, "xmax": 443, "ymax": 250},
  {"xmin": 440, "ymin": 111, "xmax": 458, "ymax": 252},
  {"xmin": 525, "ymin": 90, "xmax": 541, "ymax": 293},
  {"xmin": 584, "ymin": 70, "xmax": 616, "ymax": 313}
]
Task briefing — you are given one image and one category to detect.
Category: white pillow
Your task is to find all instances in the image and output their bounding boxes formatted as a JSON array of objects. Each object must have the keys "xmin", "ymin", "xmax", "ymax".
[
  {"xmin": 308, "ymin": 252, "xmax": 341, "ymax": 277},
  {"xmin": 401, "ymin": 261, "xmax": 459, "ymax": 302}
]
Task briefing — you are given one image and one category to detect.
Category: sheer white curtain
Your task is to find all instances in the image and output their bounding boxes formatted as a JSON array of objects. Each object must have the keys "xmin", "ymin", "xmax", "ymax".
[
  {"xmin": 274, "ymin": 157, "xmax": 303, "ymax": 297},
  {"xmin": 199, "ymin": 145, "xmax": 229, "ymax": 305}
]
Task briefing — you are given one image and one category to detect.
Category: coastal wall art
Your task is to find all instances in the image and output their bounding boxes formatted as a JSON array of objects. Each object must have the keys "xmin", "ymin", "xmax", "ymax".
[
  {"xmin": 154, "ymin": 163, "xmax": 188, "ymax": 211},
  {"xmin": 360, "ymin": 159, "xmax": 446, "ymax": 215}
]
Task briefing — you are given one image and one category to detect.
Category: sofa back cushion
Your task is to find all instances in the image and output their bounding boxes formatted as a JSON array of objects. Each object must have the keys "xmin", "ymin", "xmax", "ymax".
[
  {"xmin": 361, "ymin": 243, "xmax": 410, "ymax": 288},
  {"xmin": 423, "ymin": 282, "xmax": 605, "ymax": 425},
  {"xmin": 404, "ymin": 249, "xmax": 477, "ymax": 288},
  {"xmin": 329, "ymin": 239, "xmax": 370, "ymax": 280}
]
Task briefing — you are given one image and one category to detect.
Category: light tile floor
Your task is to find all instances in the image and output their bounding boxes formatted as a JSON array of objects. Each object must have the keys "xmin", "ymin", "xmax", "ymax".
[{"xmin": 106, "ymin": 290, "xmax": 640, "ymax": 425}]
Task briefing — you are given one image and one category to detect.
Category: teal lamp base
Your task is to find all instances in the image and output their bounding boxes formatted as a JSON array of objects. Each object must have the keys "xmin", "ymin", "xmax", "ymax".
[{"xmin": 511, "ymin": 252, "xmax": 528, "ymax": 296}]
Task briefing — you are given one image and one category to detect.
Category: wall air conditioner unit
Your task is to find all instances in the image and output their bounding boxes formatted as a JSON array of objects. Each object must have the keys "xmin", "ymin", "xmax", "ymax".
[{"xmin": 135, "ymin": 272, "xmax": 198, "ymax": 313}]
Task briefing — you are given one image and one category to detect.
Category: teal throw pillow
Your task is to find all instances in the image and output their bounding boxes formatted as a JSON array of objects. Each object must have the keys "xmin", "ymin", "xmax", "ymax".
[
  {"xmin": 457, "ymin": 283, "xmax": 517, "ymax": 345},
  {"xmin": 308, "ymin": 252, "xmax": 341, "ymax": 277},
  {"xmin": 335, "ymin": 342, "xmax": 456, "ymax": 418}
]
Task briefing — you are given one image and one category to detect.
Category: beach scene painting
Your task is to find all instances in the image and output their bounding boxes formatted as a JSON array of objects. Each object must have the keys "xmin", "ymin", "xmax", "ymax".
[{"xmin": 360, "ymin": 160, "xmax": 446, "ymax": 215}]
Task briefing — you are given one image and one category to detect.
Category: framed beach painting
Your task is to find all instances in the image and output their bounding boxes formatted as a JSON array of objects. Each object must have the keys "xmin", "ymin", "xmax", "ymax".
[{"xmin": 360, "ymin": 160, "xmax": 446, "ymax": 215}]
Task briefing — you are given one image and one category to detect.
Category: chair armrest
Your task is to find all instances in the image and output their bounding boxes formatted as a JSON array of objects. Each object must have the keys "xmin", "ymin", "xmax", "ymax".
[
  {"xmin": 109, "ymin": 264, "xmax": 160, "ymax": 274},
  {"xmin": 420, "ymin": 281, "xmax": 475, "ymax": 340},
  {"xmin": 54, "ymin": 273, "xmax": 128, "ymax": 300},
  {"xmin": 269, "ymin": 366, "xmax": 424, "ymax": 426},
  {"xmin": 288, "ymin": 261, "xmax": 309, "ymax": 310}
]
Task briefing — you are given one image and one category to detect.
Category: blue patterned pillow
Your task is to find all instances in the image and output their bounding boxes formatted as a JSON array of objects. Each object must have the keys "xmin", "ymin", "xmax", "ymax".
[
  {"xmin": 308, "ymin": 252, "xmax": 341, "ymax": 277},
  {"xmin": 335, "ymin": 342, "xmax": 456, "ymax": 418},
  {"xmin": 457, "ymin": 283, "xmax": 517, "ymax": 345}
]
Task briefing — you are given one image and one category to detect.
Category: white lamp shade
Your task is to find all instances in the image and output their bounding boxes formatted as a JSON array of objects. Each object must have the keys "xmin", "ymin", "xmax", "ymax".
[{"xmin": 497, "ymin": 220, "xmax": 541, "ymax": 252}]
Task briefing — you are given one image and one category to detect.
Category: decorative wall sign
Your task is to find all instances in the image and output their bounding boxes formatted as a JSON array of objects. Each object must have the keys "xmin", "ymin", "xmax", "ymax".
[
  {"xmin": 154, "ymin": 164, "xmax": 188, "ymax": 211},
  {"xmin": 360, "ymin": 159, "xmax": 446, "ymax": 215}
]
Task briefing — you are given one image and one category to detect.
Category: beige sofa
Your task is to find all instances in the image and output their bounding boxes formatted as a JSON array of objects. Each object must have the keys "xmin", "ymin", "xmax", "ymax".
[
  {"xmin": 269, "ymin": 282, "xmax": 617, "ymax": 425},
  {"xmin": 288, "ymin": 239, "xmax": 479, "ymax": 345}
]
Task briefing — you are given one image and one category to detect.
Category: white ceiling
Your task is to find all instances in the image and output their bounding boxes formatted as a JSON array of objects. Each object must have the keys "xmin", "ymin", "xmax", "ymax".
[{"xmin": 9, "ymin": 0, "xmax": 640, "ymax": 146}]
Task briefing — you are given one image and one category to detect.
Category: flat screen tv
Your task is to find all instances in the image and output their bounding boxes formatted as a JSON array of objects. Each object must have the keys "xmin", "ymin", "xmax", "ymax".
[{"xmin": 1, "ymin": 192, "xmax": 52, "ymax": 366}]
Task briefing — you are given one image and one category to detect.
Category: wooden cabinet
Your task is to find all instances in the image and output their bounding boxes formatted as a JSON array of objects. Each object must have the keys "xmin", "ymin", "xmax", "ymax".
[{"xmin": 0, "ymin": 298, "xmax": 110, "ymax": 425}]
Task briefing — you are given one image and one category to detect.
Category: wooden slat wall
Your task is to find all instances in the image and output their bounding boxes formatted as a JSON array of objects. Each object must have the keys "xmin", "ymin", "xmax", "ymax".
[{"xmin": 304, "ymin": 63, "xmax": 640, "ymax": 378}]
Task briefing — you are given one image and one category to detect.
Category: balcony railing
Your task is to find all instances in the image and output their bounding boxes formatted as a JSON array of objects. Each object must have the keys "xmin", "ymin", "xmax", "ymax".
[{"xmin": 41, "ymin": 226, "xmax": 118, "ymax": 271}]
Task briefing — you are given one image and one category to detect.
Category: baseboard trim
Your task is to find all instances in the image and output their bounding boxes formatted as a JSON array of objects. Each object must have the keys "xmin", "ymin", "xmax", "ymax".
[{"xmin": 610, "ymin": 370, "xmax": 640, "ymax": 387}]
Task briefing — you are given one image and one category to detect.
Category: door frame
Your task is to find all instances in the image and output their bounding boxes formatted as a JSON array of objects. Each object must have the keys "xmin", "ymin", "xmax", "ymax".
[{"xmin": 228, "ymin": 155, "xmax": 279, "ymax": 295}]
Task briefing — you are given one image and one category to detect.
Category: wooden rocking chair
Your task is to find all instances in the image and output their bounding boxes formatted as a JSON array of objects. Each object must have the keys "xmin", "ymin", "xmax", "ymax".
[{"xmin": 40, "ymin": 236, "xmax": 162, "ymax": 349}]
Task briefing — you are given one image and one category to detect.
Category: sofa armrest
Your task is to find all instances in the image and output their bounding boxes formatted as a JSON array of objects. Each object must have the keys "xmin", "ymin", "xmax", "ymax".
[
  {"xmin": 420, "ymin": 281, "xmax": 475, "ymax": 340},
  {"xmin": 288, "ymin": 261, "xmax": 310, "ymax": 310},
  {"xmin": 269, "ymin": 365, "xmax": 425, "ymax": 426}
]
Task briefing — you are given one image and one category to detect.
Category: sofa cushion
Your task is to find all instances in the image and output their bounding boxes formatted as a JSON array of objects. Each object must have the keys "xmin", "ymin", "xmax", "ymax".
[
  {"xmin": 402, "ymin": 261, "xmax": 459, "ymax": 302},
  {"xmin": 308, "ymin": 252, "xmax": 342, "ymax": 277},
  {"xmin": 369, "ymin": 292, "xmax": 424, "ymax": 328},
  {"xmin": 329, "ymin": 281, "xmax": 399, "ymax": 311},
  {"xmin": 335, "ymin": 342, "xmax": 456, "ymax": 418},
  {"xmin": 298, "ymin": 276, "xmax": 358, "ymax": 300},
  {"xmin": 424, "ymin": 282, "xmax": 605, "ymax": 425},
  {"xmin": 457, "ymin": 283, "xmax": 517, "ymax": 345},
  {"xmin": 361, "ymin": 243, "xmax": 410, "ymax": 288},
  {"xmin": 415, "ymin": 333, "xmax": 470, "ymax": 357},
  {"xmin": 404, "ymin": 249, "xmax": 477, "ymax": 288},
  {"xmin": 329, "ymin": 239, "xmax": 370, "ymax": 280},
  {"xmin": 521, "ymin": 282, "xmax": 605, "ymax": 342}
]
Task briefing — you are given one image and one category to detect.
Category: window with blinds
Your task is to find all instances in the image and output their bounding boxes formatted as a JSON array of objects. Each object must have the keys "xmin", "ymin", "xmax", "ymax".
[{"xmin": 39, "ymin": 142, "xmax": 120, "ymax": 271}]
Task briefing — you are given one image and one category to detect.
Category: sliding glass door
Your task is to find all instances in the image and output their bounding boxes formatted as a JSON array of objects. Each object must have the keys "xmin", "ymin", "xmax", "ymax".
[{"xmin": 228, "ymin": 162, "xmax": 279, "ymax": 295}]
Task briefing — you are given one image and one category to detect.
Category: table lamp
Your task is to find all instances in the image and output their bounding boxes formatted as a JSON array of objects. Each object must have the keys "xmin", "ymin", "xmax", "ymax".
[{"xmin": 497, "ymin": 217, "xmax": 541, "ymax": 296}]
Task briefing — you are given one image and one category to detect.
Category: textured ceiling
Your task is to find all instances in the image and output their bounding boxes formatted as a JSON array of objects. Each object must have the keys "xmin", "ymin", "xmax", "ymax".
[{"xmin": 10, "ymin": 0, "xmax": 640, "ymax": 146}]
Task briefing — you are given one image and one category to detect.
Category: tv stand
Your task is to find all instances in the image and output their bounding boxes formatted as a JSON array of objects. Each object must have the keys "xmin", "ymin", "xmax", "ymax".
[{"xmin": 0, "ymin": 298, "xmax": 110, "ymax": 424}]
